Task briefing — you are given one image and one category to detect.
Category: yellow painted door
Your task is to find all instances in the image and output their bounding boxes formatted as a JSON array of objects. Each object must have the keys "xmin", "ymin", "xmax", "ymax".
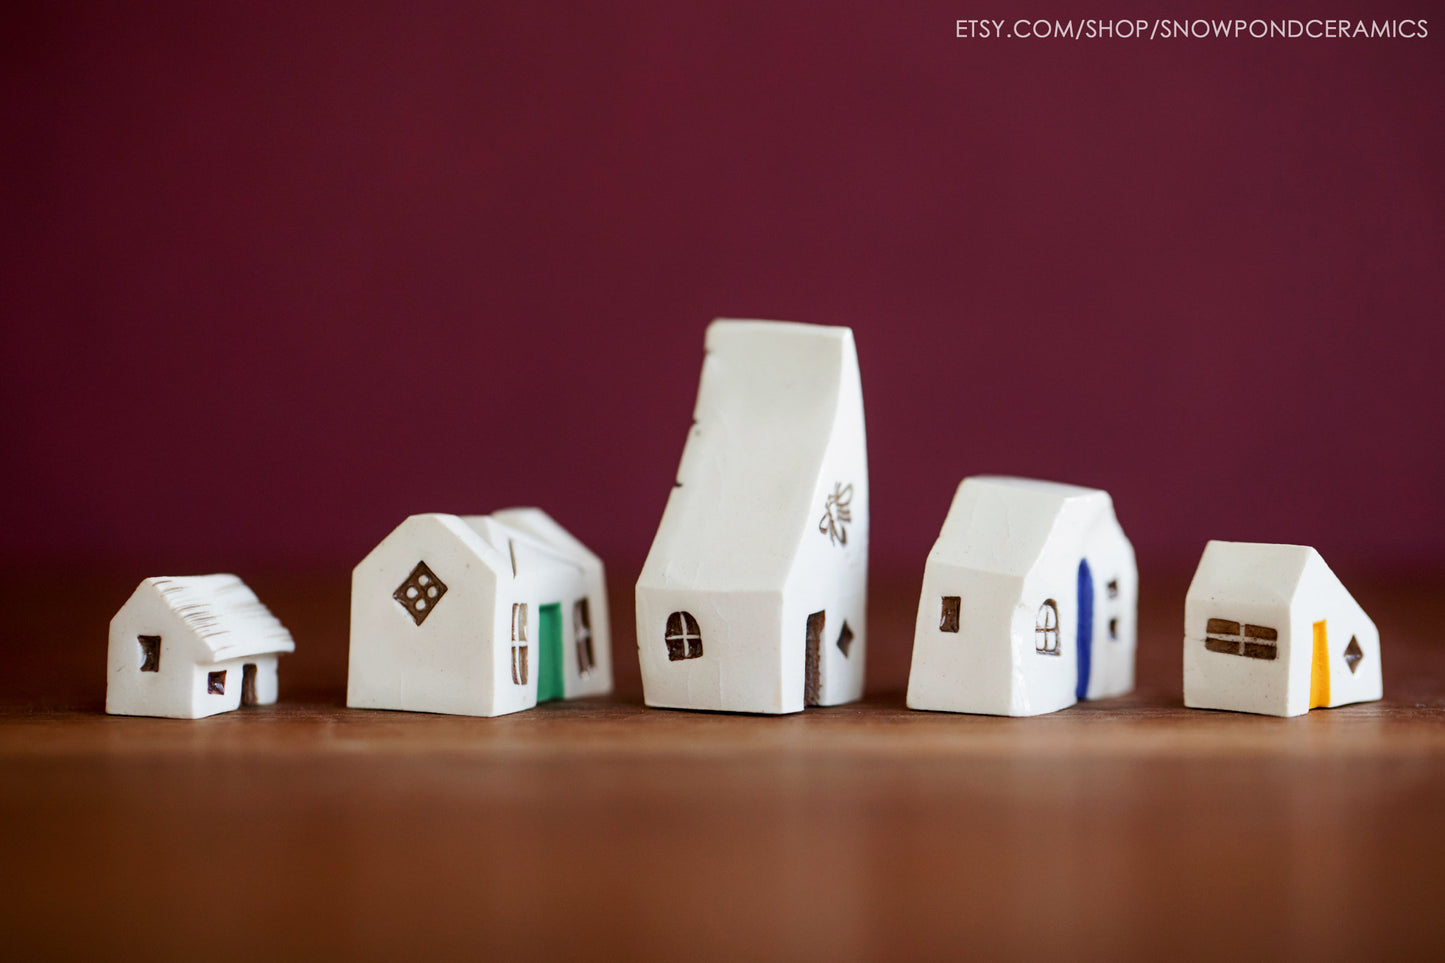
[{"xmin": 1310, "ymin": 620, "xmax": 1331, "ymax": 709}]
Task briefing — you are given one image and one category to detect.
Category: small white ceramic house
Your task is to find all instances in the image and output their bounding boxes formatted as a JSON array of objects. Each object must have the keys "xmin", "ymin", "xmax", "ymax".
[
  {"xmin": 1183, "ymin": 540, "xmax": 1381, "ymax": 717},
  {"xmin": 636, "ymin": 319, "xmax": 869, "ymax": 714},
  {"xmin": 348, "ymin": 508, "xmax": 611, "ymax": 717},
  {"xmin": 106, "ymin": 575, "xmax": 294, "ymax": 719},
  {"xmin": 906, "ymin": 476, "xmax": 1137, "ymax": 717}
]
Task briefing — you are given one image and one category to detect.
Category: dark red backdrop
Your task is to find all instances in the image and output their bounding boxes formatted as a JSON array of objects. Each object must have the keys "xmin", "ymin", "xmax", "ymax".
[{"xmin": 4, "ymin": 2, "xmax": 1442, "ymax": 576}]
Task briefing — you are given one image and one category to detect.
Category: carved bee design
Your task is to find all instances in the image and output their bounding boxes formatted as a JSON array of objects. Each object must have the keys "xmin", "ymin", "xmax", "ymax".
[{"xmin": 818, "ymin": 482, "xmax": 853, "ymax": 547}]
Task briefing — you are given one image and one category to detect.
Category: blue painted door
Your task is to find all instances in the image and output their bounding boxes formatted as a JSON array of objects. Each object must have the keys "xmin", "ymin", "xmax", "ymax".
[{"xmin": 1076, "ymin": 559, "xmax": 1094, "ymax": 701}]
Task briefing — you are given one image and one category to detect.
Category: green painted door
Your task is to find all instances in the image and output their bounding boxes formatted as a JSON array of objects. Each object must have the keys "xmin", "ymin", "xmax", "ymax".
[{"xmin": 537, "ymin": 602, "xmax": 564, "ymax": 702}]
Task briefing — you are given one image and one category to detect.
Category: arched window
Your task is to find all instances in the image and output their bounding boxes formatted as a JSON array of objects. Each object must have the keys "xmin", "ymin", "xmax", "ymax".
[
  {"xmin": 665, "ymin": 611, "xmax": 703, "ymax": 661},
  {"xmin": 1035, "ymin": 600, "xmax": 1061, "ymax": 655}
]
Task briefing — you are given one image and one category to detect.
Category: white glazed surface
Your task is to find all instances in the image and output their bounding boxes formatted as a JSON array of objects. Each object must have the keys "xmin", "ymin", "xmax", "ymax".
[
  {"xmin": 906, "ymin": 476, "xmax": 1138, "ymax": 717},
  {"xmin": 106, "ymin": 575, "xmax": 292, "ymax": 719},
  {"xmin": 1183, "ymin": 540, "xmax": 1382, "ymax": 717},
  {"xmin": 348, "ymin": 509, "xmax": 612, "ymax": 717},
  {"xmin": 636, "ymin": 319, "xmax": 869, "ymax": 714}
]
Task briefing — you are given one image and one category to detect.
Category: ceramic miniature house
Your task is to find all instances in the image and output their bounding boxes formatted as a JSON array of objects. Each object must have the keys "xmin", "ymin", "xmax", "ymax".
[
  {"xmin": 1183, "ymin": 540, "xmax": 1381, "ymax": 717},
  {"xmin": 348, "ymin": 508, "xmax": 611, "ymax": 717},
  {"xmin": 106, "ymin": 575, "xmax": 295, "ymax": 719},
  {"xmin": 906, "ymin": 476, "xmax": 1137, "ymax": 717},
  {"xmin": 636, "ymin": 319, "xmax": 869, "ymax": 714}
]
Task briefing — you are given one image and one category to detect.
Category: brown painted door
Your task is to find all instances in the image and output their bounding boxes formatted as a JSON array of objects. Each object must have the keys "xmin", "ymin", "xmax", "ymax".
[
  {"xmin": 241, "ymin": 663, "xmax": 258, "ymax": 706},
  {"xmin": 805, "ymin": 611, "xmax": 825, "ymax": 706}
]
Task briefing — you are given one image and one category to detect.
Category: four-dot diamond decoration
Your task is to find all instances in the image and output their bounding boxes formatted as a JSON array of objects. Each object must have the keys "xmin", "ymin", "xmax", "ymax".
[
  {"xmin": 1344, "ymin": 635, "xmax": 1364, "ymax": 674},
  {"xmin": 394, "ymin": 561, "xmax": 447, "ymax": 626}
]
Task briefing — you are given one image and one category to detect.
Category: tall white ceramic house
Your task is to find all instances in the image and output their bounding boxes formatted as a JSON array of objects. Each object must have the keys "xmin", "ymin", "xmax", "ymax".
[
  {"xmin": 906, "ymin": 477, "xmax": 1137, "ymax": 717},
  {"xmin": 347, "ymin": 508, "xmax": 611, "ymax": 717},
  {"xmin": 107, "ymin": 575, "xmax": 295, "ymax": 719},
  {"xmin": 636, "ymin": 319, "xmax": 869, "ymax": 714},
  {"xmin": 1184, "ymin": 541, "xmax": 1381, "ymax": 717}
]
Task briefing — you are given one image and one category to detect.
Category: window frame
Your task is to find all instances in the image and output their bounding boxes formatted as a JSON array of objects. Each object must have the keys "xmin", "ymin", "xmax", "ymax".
[
  {"xmin": 1203, "ymin": 618, "xmax": 1278, "ymax": 660},
  {"xmin": 1035, "ymin": 599, "xmax": 1061, "ymax": 656},
  {"xmin": 511, "ymin": 602, "xmax": 530, "ymax": 685},
  {"xmin": 393, "ymin": 561, "xmax": 448, "ymax": 626},
  {"xmin": 664, "ymin": 611, "xmax": 703, "ymax": 661}
]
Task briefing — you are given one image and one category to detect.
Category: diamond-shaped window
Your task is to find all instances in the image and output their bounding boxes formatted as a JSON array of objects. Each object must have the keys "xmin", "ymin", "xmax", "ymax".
[
  {"xmin": 1344, "ymin": 636, "xmax": 1364, "ymax": 674},
  {"xmin": 394, "ymin": 561, "xmax": 447, "ymax": 626}
]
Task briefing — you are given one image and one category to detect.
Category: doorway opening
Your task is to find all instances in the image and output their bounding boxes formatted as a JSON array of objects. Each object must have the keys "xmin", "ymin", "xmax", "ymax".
[
  {"xmin": 241, "ymin": 663, "xmax": 258, "ymax": 707},
  {"xmin": 805, "ymin": 611, "xmax": 825, "ymax": 706}
]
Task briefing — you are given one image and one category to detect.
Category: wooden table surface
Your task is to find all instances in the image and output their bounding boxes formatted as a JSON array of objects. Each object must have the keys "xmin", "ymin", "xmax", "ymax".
[{"xmin": 2, "ymin": 564, "xmax": 1442, "ymax": 961}]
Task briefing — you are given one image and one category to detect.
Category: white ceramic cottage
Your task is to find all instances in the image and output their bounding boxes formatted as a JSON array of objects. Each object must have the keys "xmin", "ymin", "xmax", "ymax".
[
  {"xmin": 348, "ymin": 508, "xmax": 611, "ymax": 717},
  {"xmin": 1183, "ymin": 540, "xmax": 1381, "ymax": 717},
  {"xmin": 906, "ymin": 476, "xmax": 1137, "ymax": 717},
  {"xmin": 106, "ymin": 575, "xmax": 294, "ymax": 719},
  {"xmin": 636, "ymin": 319, "xmax": 869, "ymax": 714}
]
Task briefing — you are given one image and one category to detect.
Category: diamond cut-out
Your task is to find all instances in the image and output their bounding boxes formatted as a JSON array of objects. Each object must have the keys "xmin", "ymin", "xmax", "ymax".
[
  {"xmin": 1344, "ymin": 636, "xmax": 1364, "ymax": 674},
  {"xmin": 394, "ymin": 561, "xmax": 447, "ymax": 626}
]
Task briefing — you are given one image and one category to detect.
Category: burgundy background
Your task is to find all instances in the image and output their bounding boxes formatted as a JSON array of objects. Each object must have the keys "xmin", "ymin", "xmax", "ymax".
[{"xmin": 4, "ymin": 2, "xmax": 1442, "ymax": 579}]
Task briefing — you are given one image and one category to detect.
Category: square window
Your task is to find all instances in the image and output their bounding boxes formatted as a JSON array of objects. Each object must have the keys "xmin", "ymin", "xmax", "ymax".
[
  {"xmin": 207, "ymin": 670, "xmax": 226, "ymax": 695},
  {"xmin": 138, "ymin": 635, "xmax": 161, "ymax": 672},
  {"xmin": 940, "ymin": 596, "xmax": 961, "ymax": 633}
]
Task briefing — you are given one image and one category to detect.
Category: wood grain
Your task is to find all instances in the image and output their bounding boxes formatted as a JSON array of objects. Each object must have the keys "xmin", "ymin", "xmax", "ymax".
[{"xmin": 1, "ymin": 565, "xmax": 1442, "ymax": 961}]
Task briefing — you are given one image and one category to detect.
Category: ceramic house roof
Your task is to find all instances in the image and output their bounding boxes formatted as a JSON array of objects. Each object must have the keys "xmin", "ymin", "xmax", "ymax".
[
  {"xmin": 459, "ymin": 513, "xmax": 586, "ymax": 578},
  {"xmin": 641, "ymin": 319, "xmax": 856, "ymax": 591},
  {"xmin": 378, "ymin": 511, "xmax": 588, "ymax": 583},
  {"xmin": 1186, "ymin": 541, "xmax": 1315, "ymax": 607},
  {"xmin": 150, "ymin": 574, "xmax": 295, "ymax": 661},
  {"xmin": 491, "ymin": 507, "xmax": 602, "ymax": 571},
  {"xmin": 927, "ymin": 476, "xmax": 1113, "ymax": 575}
]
